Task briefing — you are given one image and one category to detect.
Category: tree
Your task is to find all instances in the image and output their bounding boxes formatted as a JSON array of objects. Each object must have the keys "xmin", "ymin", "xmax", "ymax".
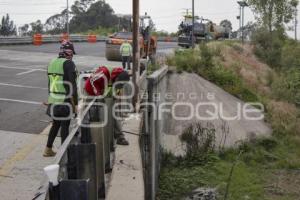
[
  {"xmin": 30, "ymin": 20, "xmax": 44, "ymax": 34},
  {"xmin": 243, "ymin": 21, "xmax": 258, "ymax": 40},
  {"xmin": 19, "ymin": 24, "xmax": 29, "ymax": 36},
  {"xmin": 45, "ymin": 9, "xmax": 67, "ymax": 34},
  {"xmin": 0, "ymin": 14, "xmax": 17, "ymax": 36},
  {"xmin": 70, "ymin": 0, "xmax": 118, "ymax": 32},
  {"xmin": 247, "ymin": 0, "xmax": 299, "ymax": 32},
  {"xmin": 220, "ymin": 19, "xmax": 232, "ymax": 30},
  {"xmin": 71, "ymin": 0, "xmax": 95, "ymax": 15}
]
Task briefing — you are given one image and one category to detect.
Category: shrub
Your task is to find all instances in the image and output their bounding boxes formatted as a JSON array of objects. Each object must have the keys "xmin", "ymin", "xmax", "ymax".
[
  {"xmin": 173, "ymin": 49, "xmax": 201, "ymax": 73},
  {"xmin": 271, "ymin": 68, "xmax": 300, "ymax": 106},
  {"xmin": 252, "ymin": 28, "xmax": 286, "ymax": 68},
  {"xmin": 280, "ymin": 39, "xmax": 300, "ymax": 69},
  {"xmin": 180, "ymin": 122, "xmax": 216, "ymax": 165},
  {"xmin": 266, "ymin": 100, "xmax": 300, "ymax": 135},
  {"xmin": 199, "ymin": 43, "xmax": 213, "ymax": 67},
  {"xmin": 201, "ymin": 65, "xmax": 259, "ymax": 102}
]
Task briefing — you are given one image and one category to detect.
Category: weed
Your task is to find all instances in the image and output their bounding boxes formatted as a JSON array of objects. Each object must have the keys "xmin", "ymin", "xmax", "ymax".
[
  {"xmin": 231, "ymin": 43, "xmax": 244, "ymax": 54},
  {"xmin": 180, "ymin": 122, "xmax": 216, "ymax": 165}
]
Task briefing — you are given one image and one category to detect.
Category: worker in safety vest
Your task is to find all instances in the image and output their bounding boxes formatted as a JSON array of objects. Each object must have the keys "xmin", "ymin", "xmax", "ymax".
[
  {"xmin": 44, "ymin": 40, "xmax": 78, "ymax": 157},
  {"xmin": 119, "ymin": 40, "xmax": 132, "ymax": 70},
  {"xmin": 84, "ymin": 66, "xmax": 130, "ymax": 145}
]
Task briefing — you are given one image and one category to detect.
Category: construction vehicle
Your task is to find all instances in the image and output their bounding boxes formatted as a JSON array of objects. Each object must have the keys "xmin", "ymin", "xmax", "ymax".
[
  {"xmin": 105, "ymin": 14, "xmax": 157, "ymax": 61},
  {"xmin": 178, "ymin": 15, "xmax": 231, "ymax": 48}
]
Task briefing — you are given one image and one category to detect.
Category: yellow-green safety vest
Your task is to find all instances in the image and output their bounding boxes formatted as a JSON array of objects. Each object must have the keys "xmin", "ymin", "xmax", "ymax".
[
  {"xmin": 48, "ymin": 58, "xmax": 67, "ymax": 104},
  {"xmin": 120, "ymin": 43, "xmax": 132, "ymax": 57}
]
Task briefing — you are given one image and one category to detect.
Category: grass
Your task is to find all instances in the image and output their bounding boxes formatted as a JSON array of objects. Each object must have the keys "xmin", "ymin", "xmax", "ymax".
[
  {"xmin": 158, "ymin": 41, "xmax": 300, "ymax": 200},
  {"xmin": 158, "ymin": 134, "xmax": 300, "ymax": 200}
]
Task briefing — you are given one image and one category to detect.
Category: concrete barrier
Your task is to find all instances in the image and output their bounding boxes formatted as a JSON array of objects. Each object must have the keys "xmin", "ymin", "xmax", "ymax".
[
  {"xmin": 0, "ymin": 35, "xmax": 177, "ymax": 45},
  {"xmin": 140, "ymin": 66, "xmax": 169, "ymax": 200}
]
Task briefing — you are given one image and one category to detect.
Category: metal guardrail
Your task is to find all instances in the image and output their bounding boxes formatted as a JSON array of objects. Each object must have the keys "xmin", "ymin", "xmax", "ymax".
[
  {"xmin": 34, "ymin": 97, "xmax": 112, "ymax": 200},
  {"xmin": 34, "ymin": 67, "xmax": 149, "ymax": 200},
  {"xmin": 140, "ymin": 66, "xmax": 169, "ymax": 200},
  {"xmin": 0, "ymin": 35, "xmax": 177, "ymax": 45}
]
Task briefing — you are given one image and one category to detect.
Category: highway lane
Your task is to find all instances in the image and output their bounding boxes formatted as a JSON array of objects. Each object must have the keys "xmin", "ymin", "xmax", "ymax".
[{"xmin": 0, "ymin": 42, "xmax": 177, "ymax": 134}]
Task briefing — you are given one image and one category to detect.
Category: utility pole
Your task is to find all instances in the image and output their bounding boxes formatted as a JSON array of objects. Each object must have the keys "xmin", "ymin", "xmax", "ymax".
[
  {"xmin": 192, "ymin": 0, "xmax": 195, "ymax": 48},
  {"xmin": 132, "ymin": 0, "xmax": 140, "ymax": 110},
  {"xmin": 237, "ymin": 1, "xmax": 248, "ymax": 44},
  {"xmin": 66, "ymin": 0, "xmax": 70, "ymax": 35},
  {"xmin": 295, "ymin": 8, "xmax": 298, "ymax": 41}
]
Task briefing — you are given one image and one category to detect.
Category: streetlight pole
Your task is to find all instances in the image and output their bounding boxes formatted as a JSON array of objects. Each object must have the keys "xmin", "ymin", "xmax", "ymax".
[
  {"xmin": 192, "ymin": 0, "xmax": 195, "ymax": 48},
  {"xmin": 237, "ymin": 1, "xmax": 248, "ymax": 44},
  {"xmin": 66, "ymin": 0, "xmax": 70, "ymax": 35},
  {"xmin": 239, "ymin": 6, "xmax": 242, "ymax": 36},
  {"xmin": 242, "ymin": 6, "xmax": 245, "ymax": 42},
  {"xmin": 132, "ymin": 0, "xmax": 140, "ymax": 111}
]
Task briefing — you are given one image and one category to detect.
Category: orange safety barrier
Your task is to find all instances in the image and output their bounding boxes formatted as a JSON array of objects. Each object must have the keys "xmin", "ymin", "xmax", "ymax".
[
  {"xmin": 33, "ymin": 34, "xmax": 43, "ymax": 46},
  {"xmin": 60, "ymin": 33, "xmax": 69, "ymax": 42},
  {"xmin": 87, "ymin": 34, "xmax": 97, "ymax": 43}
]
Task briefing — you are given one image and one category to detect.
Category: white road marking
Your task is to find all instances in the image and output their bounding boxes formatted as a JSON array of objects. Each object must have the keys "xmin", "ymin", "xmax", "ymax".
[
  {"xmin": 0, "ymin": 65, "xmax": 46, "ymax": 71},
  {"xmin": 16, "ymin": 69, "xmax": 38, "ymax": 76},
  {"xmin": 0, "ymin": 98, "xmax": 42, "ymax": 105},
  {"xmin": 0, "ymin": 82, "xmax": 47, "ymax": 90}
]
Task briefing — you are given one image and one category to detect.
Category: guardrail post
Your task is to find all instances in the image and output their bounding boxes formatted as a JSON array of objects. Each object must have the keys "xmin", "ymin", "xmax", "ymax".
[
  {"xmin": 59, "ymin": 179, "xmax": 89, "ymax": 200},
  {"xmin": 67, "ymin": 144, "xmax": 98, "ymax": 200},
  {"xmin": 148, "ymin": 80, "xmax": 157, "ymax": 200},
  {"xmin": 104, "ymin": 98, "xmax": 114, "ymax": 171},
  {"xmin": 90, "ymin": 101, "xmax": 107, "ymax": 198},
  {"xmin": 90, "ymin": 121, "xmax": 106, "ymax": 198}
]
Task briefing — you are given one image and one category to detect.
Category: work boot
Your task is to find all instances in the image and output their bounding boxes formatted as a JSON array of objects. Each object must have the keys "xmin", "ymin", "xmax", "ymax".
[
  {"xmin": 117, "ymin": 137, "xmax": 129, "ymax": 146},
  {"xmin": 43, "ymin": 147, "xmax": 56, "ymax": 157}
]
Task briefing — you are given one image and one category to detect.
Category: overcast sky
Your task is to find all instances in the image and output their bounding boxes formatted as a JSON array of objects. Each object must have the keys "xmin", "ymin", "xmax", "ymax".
[{"xmin": 0, "ymin": 0, "xmax": 298, "ymax": 37}]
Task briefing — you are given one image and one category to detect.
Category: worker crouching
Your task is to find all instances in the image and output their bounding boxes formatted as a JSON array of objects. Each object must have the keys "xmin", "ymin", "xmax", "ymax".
[{"xmin": 84, "ymin": 66, "xmax": 130, "ymax": 145}]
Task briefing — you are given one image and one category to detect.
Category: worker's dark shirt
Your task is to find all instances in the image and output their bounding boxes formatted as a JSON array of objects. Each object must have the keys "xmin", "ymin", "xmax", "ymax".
[{"xmin": 63, "ymin": 59, "xmax": 78, "ymax": 106}]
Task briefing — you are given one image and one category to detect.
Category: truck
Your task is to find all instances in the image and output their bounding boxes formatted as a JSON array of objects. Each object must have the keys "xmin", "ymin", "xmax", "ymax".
[
  {"xmin": 105, "ymin": 14, "xmax": 157, "ymax": 61},
  {"xmin": 178, "ymin": 15, "xmax": 231, "ymax": 48}
]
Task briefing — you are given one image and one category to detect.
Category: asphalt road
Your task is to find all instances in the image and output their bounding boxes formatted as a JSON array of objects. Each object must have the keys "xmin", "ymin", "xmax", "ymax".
[{"xmin": 0, "ymin": 41, "xmax": 177, "ymax": 134}]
